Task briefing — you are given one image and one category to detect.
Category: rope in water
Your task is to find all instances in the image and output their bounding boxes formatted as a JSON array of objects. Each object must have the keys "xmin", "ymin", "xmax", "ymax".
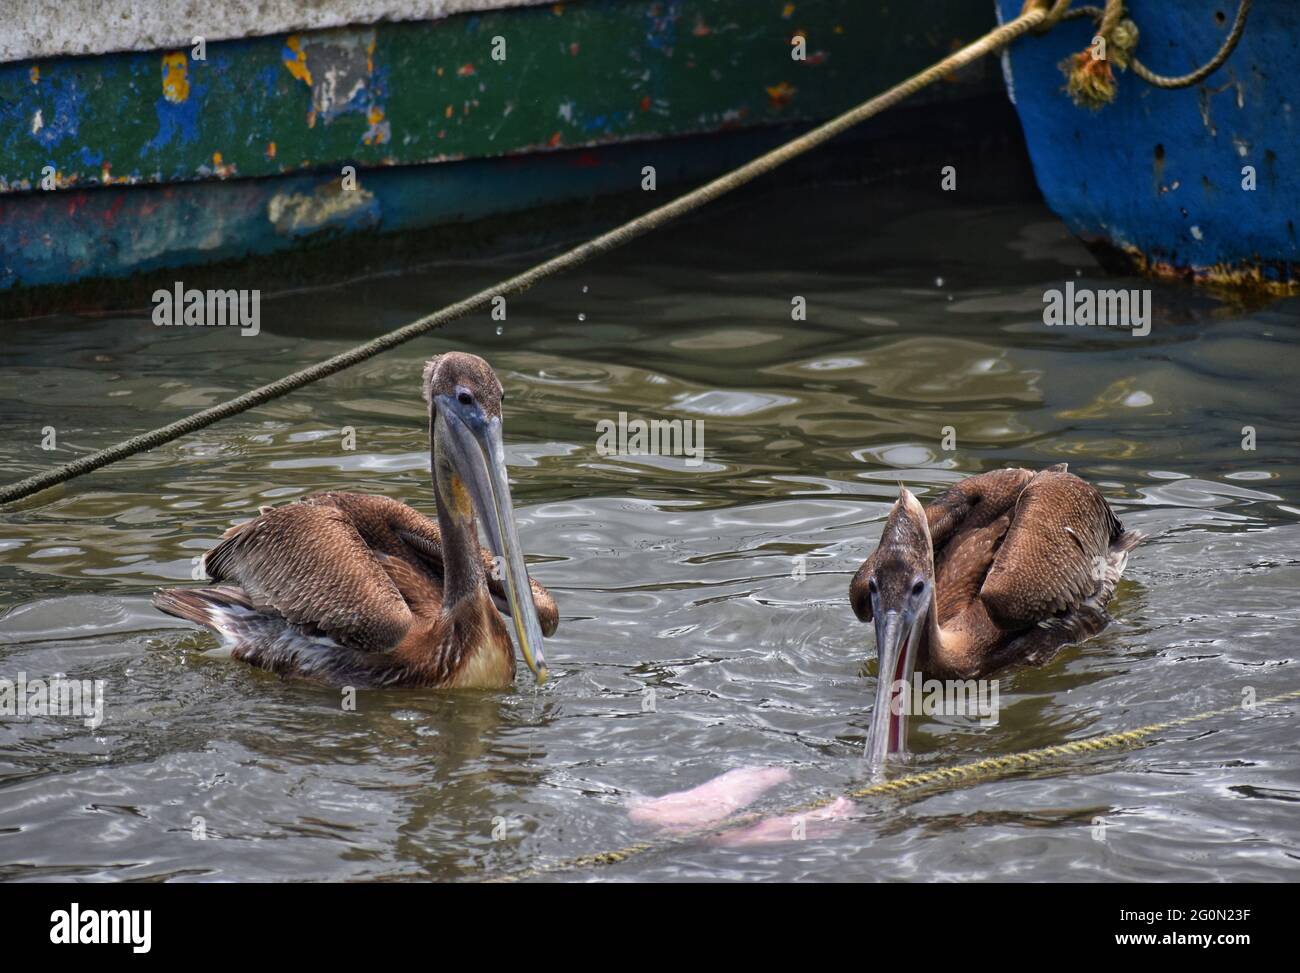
[
  {"xmin": 489, "ymin": 687, "xmax": 1300, "ymax": 881},
  {"xmin": 0, "ymin": 4, "xmax": 1052, "ymax": 507}
]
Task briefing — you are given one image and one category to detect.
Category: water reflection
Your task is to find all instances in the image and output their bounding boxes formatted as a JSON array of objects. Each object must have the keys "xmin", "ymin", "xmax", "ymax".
[{"xmin": 1, "ymin": 185, "xmax": 1298, "ymax": 880}]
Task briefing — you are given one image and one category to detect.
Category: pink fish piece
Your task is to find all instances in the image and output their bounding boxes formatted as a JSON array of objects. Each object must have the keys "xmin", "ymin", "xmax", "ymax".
[
  {"xmin": 628, "ymin": 766, "xmax": 792, "ymax": 831},
  {"xmin": 709, "ymin": 796, "xmax": 856, "ymax": 847}
]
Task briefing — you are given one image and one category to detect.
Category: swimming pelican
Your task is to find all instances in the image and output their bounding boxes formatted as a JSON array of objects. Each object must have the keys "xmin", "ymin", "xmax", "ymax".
[
  {"xmin": 849, "ymin": 464, "xmax": 1140, "ymax": 763},
  {"xmin": 154, "ymin": 352, "xmax": 556, "ymax": 688}
]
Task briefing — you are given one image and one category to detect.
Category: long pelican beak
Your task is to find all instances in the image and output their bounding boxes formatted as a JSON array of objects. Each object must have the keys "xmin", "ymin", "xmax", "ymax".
[
  {"xmin": 864, "ymin": 610, "xmax": 920, "ymax": 766},
  {"xmin": 437, "ymin": 394, "xmax": 549, "ymax": 684}
]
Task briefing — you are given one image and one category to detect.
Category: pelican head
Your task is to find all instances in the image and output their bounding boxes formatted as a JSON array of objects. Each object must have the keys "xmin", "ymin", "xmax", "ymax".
[
  {"xmin": 424, "ymin": 352, "xmax": 548, "ymax": 684},
  {"xmin": 849, "ymin": 487, "xmax": 935, "ymax": 764}
]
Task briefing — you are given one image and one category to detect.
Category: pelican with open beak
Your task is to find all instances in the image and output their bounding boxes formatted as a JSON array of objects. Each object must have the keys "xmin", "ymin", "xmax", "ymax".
[
  {"xmin": 850, "ymin": 489, "xmax": 935, "ymax": 766},
  {"xmin": 154, "ymin": 352, "xmax": 558, "ymax": 689},
  {"xmin": 850, "ymin": 468, "xmax": 1141, "ymax": 765}
]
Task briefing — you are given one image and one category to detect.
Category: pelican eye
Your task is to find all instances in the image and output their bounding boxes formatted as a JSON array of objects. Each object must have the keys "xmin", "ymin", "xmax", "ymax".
[
  {"xmin": 911, "ymin": 580, "xmax": 925, "ymax": 596},
  {"xmin": 457, "ymin": 390, "xmax": 474, "ymax": 406},
  {"xmin": 867, "ymin": 578, "xmax": 877, "ymax": 595}
]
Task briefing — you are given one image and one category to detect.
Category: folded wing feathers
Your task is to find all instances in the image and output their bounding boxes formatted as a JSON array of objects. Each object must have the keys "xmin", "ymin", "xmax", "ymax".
[{"xmin": 202, "ymin": 501, "xmax": 412, "ymax": 653}]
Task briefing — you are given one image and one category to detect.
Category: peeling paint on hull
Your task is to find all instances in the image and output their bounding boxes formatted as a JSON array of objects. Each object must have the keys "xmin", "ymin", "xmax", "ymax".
[
  {"xmin": 0, "ymin": 1, "xmax": 996, "ymax": 195},
  {"xmin": 0, "ymin": 0, "xmax": 1001, "ymax": 296},
  {"xmin": 0, "ymin": 126, "xmax": 815, "ymax": 294},
  {"xmin": 997, "ymin": 0, "xmax": 1299, "ymax": 292}
]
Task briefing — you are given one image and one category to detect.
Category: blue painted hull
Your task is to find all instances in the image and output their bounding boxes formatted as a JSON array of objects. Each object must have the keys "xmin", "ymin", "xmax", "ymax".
[{"xmin": 997, "ymin": 0, "xmax": 1298, "ymax": 290}]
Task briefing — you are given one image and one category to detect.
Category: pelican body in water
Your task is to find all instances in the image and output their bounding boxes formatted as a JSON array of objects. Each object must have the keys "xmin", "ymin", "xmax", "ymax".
[
  {"xmin": 154, "ymin": 352, "xmax": 556, "ymax": 689},
  {"xmin": 849, "ymin": 465, "xmax": 1140, "ymax": 763}
]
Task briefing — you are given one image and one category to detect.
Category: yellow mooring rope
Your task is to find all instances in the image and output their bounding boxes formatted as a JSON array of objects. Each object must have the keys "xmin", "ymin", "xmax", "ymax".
[{"xmin": 490, "ymin": 688, "xmax": 1300, "ymax": 881}]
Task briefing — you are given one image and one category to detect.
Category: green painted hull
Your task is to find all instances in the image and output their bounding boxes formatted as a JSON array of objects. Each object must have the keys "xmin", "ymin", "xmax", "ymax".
[
  {"xmin": 0, "ymin": 0, "xmax": 1001, "ymax": 302},
  {"xmin": 1, "ymin": 1, "xmax": 997, "ymax": 191}
]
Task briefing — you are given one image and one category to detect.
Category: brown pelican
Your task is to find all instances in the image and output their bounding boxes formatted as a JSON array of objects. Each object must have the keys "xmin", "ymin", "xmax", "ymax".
[
  {"xmin": 154, "ymin": 352, "xmax": 556, "ymax": 689},
  {"xmin": 849, "ymin": 464, "xmax": 1140, "ymax": 763}
]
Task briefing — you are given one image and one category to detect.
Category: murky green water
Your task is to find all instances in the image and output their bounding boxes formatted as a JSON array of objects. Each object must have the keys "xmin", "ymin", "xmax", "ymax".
[{"xmin": 2, "ymin": 181, "xmax": 1299, "ymax": 881}]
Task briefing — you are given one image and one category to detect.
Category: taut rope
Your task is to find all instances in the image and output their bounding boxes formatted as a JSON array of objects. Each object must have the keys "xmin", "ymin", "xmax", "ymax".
[{"xmin": 1, "ymin": 6, "xmax": 1054, "ymax": 506}]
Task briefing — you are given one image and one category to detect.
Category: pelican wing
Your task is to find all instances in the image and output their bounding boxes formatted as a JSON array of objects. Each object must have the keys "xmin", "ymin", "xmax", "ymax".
[
  {"xmin": 372, "ymin": 496, "xmax": 559, "ymax": 637},
  {"xmin": 202, "ymin": 497, "xmax": 414, "ymax": 653},
  {"xmin": 339, "ymin": 495, "xmax": 558, "ymax": 638},
  {"xmin": 978, "ymin": 469, "xmax": 1122, "ymax": 629},
  {"xmin": 925, "ymin": 467, "xmax": 1036, "ymax": 548},
  {"xmin": 203, "ymin": 492, "xmax": 558, "ymax": 647},
  {"xmin": 924, "ymin": 469, "xmax": 1040, "ymax": 627},
  {"xmin": 853, "ymin": 468, "xmax": 1035, "ymax": 624}
]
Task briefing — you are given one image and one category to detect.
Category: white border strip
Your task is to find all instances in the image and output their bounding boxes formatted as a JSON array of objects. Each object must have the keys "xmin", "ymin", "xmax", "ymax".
[{"xmin": 3, "ymin": 0, "xmax": 558, "ymax": 63}]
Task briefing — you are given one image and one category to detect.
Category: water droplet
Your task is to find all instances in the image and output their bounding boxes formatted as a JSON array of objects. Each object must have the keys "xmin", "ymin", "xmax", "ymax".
[
  {"xmin": 495, "ymin": 325, "xmax": 504, "ymax": 336},
  {"xmin": 934, "ymin": 276, "xmax": 945, "ymax": 288},
  {"xmin": 577, "ymin": 313, "xmax": 586, "ymax": 322},
  {"xmin": 581, "ymin": 285, "xmax": 589, "ymax": 293}
]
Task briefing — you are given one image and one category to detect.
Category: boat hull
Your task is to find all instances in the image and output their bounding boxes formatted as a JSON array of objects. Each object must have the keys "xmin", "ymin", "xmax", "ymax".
[
  {"xmin": 996, "ymin": 0, "xmax": 1299, "ymax": 291},
  {"xmin": 0, "ymin": 0, "xmax": 1003, "ymax": 305}
]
